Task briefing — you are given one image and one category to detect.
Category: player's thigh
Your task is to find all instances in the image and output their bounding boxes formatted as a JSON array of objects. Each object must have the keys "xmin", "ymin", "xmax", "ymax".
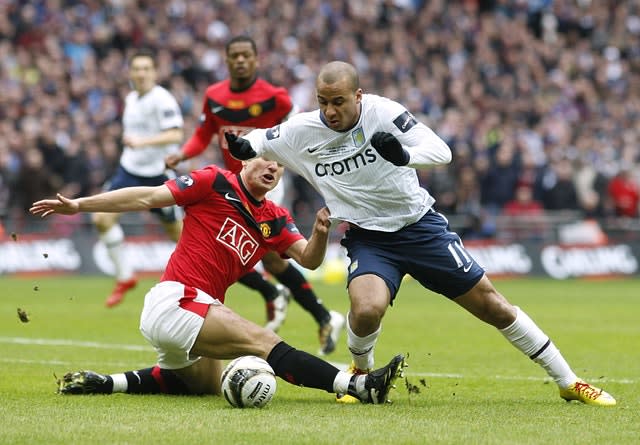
[
  {"xmin": 342, "ymin": 236, "xmax": 404, "ymax": 303},
  {"xmin": 404, "ymin": 213, "xmax": 484, "ymax": 298},
  {"xmin": 192, "ymin": 303, "xmax": 281, "ymax": 360},
  {"xmin": 172, "ymin": 357, "xmax": 223, "ymax": 395},
  {"xmin": 261, "ymin": 251, "xmax": 288, "ymax": 274}
]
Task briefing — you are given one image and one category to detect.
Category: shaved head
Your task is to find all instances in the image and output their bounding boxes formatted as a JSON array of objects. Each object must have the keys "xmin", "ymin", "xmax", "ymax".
[
  {"xmin": 315, "ymin": 61, "xmax": 363, "ymax": 131},
  {"xmin": 316, "ymin": 61, "xmax": 359, "ymax": 91}
]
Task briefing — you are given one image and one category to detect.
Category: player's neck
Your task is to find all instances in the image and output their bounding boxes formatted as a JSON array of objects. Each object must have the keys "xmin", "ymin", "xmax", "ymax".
[
  {"xmin": 230, "ymin": 75, "xmax": 258, "ymax": 92},
  {"xmin": 136, "ymin": 84, "xmax": 155, "ymax": 97}
]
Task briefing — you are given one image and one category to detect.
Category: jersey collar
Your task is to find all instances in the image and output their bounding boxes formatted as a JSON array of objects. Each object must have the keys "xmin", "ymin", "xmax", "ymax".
[{"xmin": 237, "ymin": 174, "xmax": 264, "ymax": 207}]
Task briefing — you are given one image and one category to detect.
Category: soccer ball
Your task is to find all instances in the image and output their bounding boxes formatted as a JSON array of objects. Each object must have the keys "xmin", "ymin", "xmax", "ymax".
[{"xmin": 220, "ymin": 355, "xmax": 277, "ymax": 408}]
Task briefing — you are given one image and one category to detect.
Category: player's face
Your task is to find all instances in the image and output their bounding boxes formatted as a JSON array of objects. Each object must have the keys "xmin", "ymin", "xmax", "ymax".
[
  {"xmin": 242, "ymin": 158, "xmax": 284, "ymax": 198},
  {"xmin": 316, "ymin": 78, "xmax": 362, "ymax": 132},
  {"xmin": 129, "ymin": 56, "xmax": 156, "ymax": 94},
  {"xmin": 226, "ymin": 42, "xmax": 258, "ymax": 82}
]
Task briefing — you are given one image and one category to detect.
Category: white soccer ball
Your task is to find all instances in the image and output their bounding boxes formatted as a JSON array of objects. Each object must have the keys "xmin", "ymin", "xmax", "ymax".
[{"xmin": 220, "ymin": 355, "xmax": 277, "ymax": 408}]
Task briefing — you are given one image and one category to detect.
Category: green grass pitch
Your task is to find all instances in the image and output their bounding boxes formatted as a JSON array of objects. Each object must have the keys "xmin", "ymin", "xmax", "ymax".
[{"xmin": 1, "ymin": 276, "xmax": 638, "ymax": 444}]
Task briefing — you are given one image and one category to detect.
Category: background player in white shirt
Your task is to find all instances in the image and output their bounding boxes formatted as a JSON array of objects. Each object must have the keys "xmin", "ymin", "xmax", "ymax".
[
  {"xmin": 94, "ymin": 49, "xmax": 184, "ymax": 307},
  {"xmin": 225, "ymin": 61, "xmax": 616, "ymax": 407}
]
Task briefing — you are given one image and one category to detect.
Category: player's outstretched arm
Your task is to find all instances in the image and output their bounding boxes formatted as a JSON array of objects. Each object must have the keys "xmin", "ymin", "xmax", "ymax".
[{"xmin": 30, "ymin": 186, "xmax": 176, "ymax": 218}]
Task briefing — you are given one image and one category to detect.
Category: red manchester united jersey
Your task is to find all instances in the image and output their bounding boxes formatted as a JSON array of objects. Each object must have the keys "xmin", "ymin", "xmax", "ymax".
[
  {"xmin": 182, "ymin": 78, "xmax": 293, "ymax": 173},
  {"xmin": 162, "ymin": 165, "xmax": 303, "ymax": 301}
]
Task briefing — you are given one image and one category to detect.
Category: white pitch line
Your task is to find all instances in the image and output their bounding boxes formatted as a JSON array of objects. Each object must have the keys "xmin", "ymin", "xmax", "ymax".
[
  {"xmin": 328, "ymin": 361, "xmax": 635, "ymax": 384},
  {"xmin": 2, "ymin": 337, "xmax": 636, "ymax": 385},
  {"xmin": 0, "ymin": 357, "xmax": 150, "ymax": 368},
  {"xmin": 0, "ymin": 336, "xmax": 150, "ymax": 351},
  {"xmin": 405, "ymin": 372, "xmax": 636, "ymax": 385}
]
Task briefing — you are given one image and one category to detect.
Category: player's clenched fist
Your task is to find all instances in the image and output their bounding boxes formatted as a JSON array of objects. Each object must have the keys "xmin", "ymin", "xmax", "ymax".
[
  {"xmin": 370, "ymin": 132, "xmax": 410, "ymax": 166},
  {"xmin": 224, "ymin": 132, "xmax": 257, "ymax": 160}
]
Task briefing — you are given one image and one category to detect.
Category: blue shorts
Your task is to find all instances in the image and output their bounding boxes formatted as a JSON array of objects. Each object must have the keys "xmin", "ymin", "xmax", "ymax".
[
  {"xmin": 340, "ymin": 209, "xmax": 485, "ymax": 302},
  {"xmin": 104, "ymin": 165, "xmax": 181, "ymax": 223}
]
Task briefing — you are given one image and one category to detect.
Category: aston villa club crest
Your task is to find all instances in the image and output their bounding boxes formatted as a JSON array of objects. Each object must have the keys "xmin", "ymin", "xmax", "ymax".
[{"xmin": 351, "ymin": 127, "xmax": 365, "ymax": 147}]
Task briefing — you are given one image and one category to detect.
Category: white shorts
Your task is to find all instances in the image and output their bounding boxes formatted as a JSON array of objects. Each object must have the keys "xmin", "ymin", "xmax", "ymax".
[{"xmin": 139, "ymin": 281, "xmax": 221, "ymax": 369}]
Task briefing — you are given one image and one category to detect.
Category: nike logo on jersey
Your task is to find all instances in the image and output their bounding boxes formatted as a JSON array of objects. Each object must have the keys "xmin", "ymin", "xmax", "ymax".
[
  {"xmin": 224, "ymin": 193, "xmax": 243, "ymax": 203},
  {"xmin": 463, "ymin": 262, "xmax": 474, "ymax": 273},
  {"xmin": 212, "ymin": 106, "xmax": 224, "ymax": 113}
]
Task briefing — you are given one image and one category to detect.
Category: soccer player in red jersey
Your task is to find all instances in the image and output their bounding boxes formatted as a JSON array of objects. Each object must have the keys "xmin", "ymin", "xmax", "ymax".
[
  {"xmin": 30, "ymin": 158, "xmax": 404, "ymax": 402},
  {"xmin": 166, "ymin": 35, "xmax": 344, "ymax": 355}
]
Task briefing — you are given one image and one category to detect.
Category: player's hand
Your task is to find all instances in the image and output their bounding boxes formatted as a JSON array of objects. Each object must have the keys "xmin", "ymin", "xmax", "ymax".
[
  {"xmin": 313, "ymin": 207, "xmax": 331, "ymax": 235},
  {"xmin": 224, "ymin": 132, "xmax": 256, "ymax": 160},
  {"xmin": 165, "ymin": 152, "xmax": 184, "ymax": 169},
  {"xmin": 370, "ymin": 132, "xmax": 410, "ymax": 166},
  {"xmin": 29, "ymin": 193, "xmax": 79, "ymax": 218}
]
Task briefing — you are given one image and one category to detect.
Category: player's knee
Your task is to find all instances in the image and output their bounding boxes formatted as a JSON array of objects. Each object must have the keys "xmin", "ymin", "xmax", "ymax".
[
  {"xmin": 92, "ymin": 213, "xmax": 113, "ymax": 232},
  {"xmin": 350, "ymin": 302, "xmax": 386, "ymax": 325},
  {"xmin": 258, "ymin": 329, "xmax": 282, "ymax": 356}
]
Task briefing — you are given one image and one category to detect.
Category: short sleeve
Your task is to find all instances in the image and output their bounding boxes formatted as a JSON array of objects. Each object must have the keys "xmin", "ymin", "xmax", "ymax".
[{"xmin": 165, "ymin": 167, "xmax": 216, "ymax": 206}]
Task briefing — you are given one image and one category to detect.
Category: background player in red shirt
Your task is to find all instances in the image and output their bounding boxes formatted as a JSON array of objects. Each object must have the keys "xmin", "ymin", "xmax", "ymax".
[
  {"xmin": 30, "ymin": 157, "xmax": 404, "ymax": 402},
  {"xmin": 166, "ymin": 35, "xmax": 344, "ymax": 355}
]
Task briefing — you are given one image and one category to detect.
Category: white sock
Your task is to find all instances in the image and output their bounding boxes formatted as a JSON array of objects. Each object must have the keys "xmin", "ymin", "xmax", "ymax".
[
  {"xmin": 333, "ymin": 371, "xmax": 366, "ymax": 400},
  {"xmin": 347, "ymin": 312, "xmax": 381, "ymax": 371},
  {"xmin": 332, "ymin": 371, "xmax": 353, "ymax": 394},
  {"xmin": 110, "ymin": 373, "xmax": 128, "ymax": 393},
  {"xmin": 499, "ymin": 306, "xmax": 577, "ymax": 388},
  {"xmin": 99, "ymin": 224, "xmax": 133, "ymax": 281}
]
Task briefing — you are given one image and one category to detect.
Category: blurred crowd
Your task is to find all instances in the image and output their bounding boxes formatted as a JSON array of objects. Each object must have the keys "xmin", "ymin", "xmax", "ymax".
[{"xmin": 1, "ymin": 0, "xmax": 639, "ymax": 239}]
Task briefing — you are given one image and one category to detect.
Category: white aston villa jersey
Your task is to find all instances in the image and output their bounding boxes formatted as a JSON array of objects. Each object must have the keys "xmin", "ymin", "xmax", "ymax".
[
  {"xmin": 120, "ymin": 85, "xmax": 183, "ymax": 177},
  {"xmin": 244, "ymin": 94, "xmax": 451, "ymax": 231}
]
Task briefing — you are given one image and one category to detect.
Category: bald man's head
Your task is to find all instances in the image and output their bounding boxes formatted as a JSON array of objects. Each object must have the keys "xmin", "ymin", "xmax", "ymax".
[{"xmin": 316, "ymin": 61, "xmax": 359, "ymax": 92}]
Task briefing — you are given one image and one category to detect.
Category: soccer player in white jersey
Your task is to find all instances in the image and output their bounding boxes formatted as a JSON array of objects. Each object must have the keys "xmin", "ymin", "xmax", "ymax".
[
  {"xmin": 93, "ymin": 49, "xmax": 184, "ymax": 307},
  {"xmin": 224, "ymin": 61, "xmax": 616, "ymax": 406}
]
